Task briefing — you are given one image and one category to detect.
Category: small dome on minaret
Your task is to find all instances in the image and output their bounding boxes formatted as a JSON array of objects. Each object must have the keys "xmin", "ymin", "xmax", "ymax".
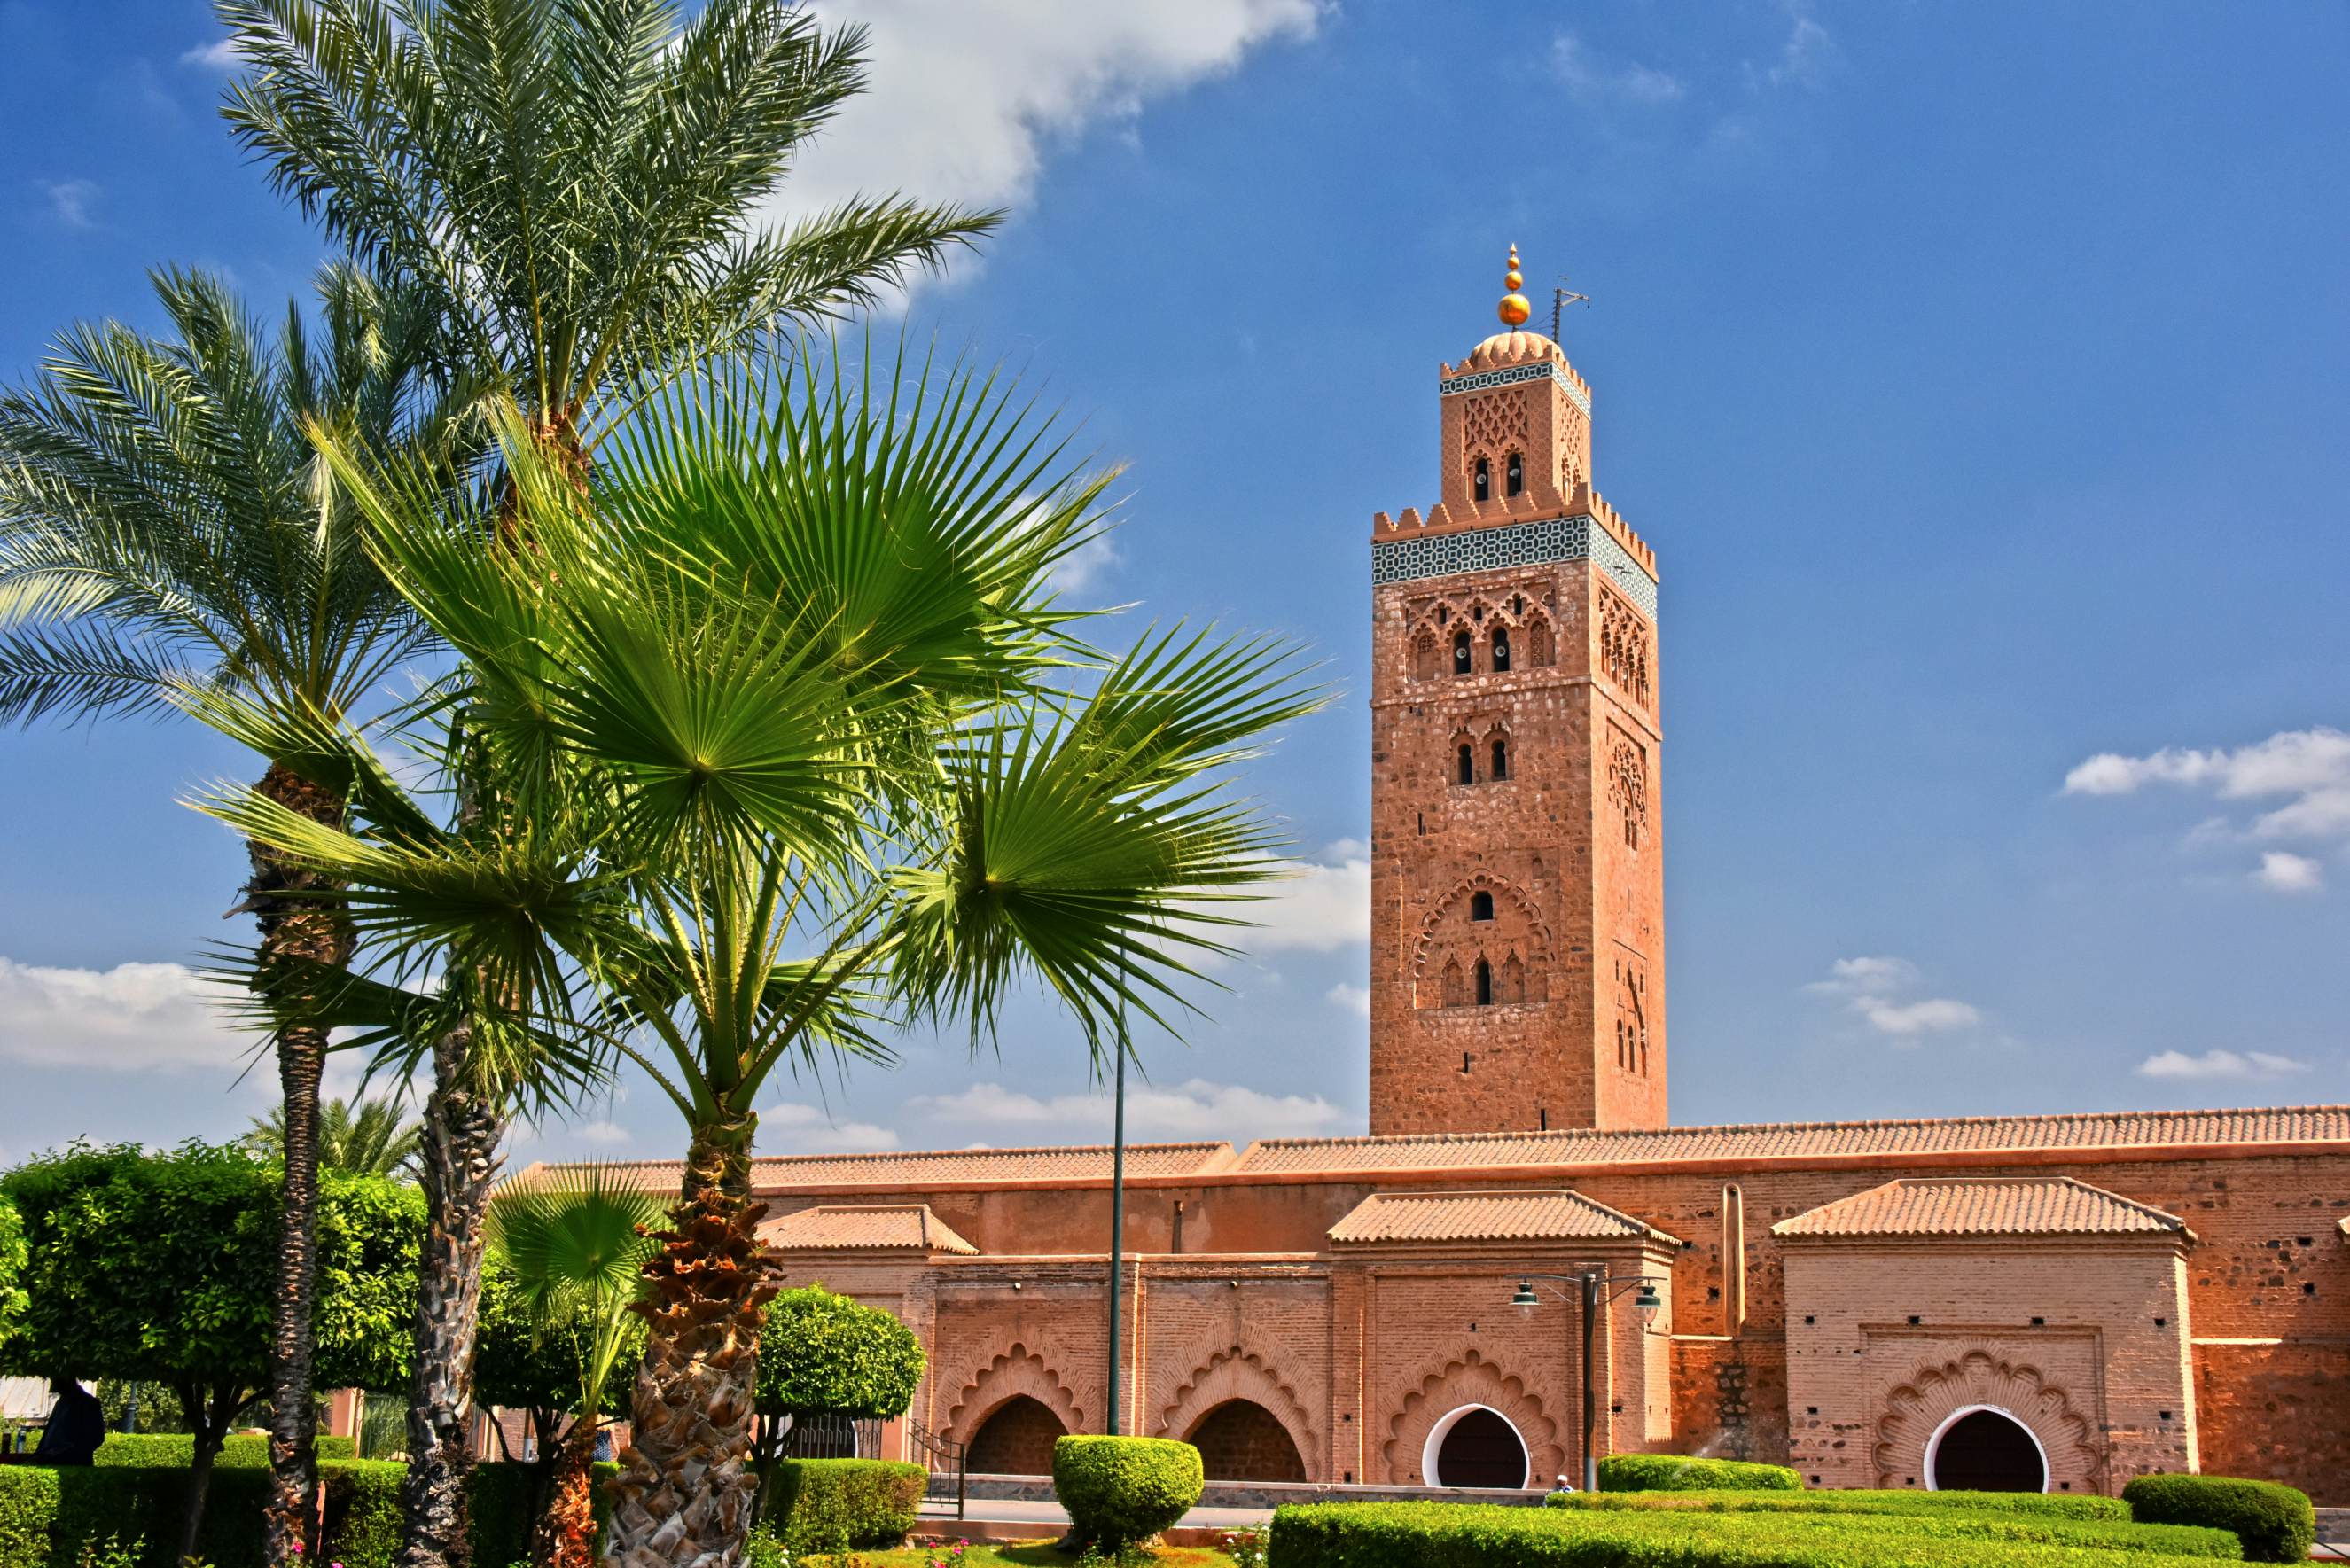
[{"xmin": 1463, "ymin": 245, "xmax": 1565, "ymax": 369}]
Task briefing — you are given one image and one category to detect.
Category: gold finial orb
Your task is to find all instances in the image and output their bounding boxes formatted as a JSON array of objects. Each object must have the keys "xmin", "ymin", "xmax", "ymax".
[{"xmin": 1498, "ymin": 243, "xmax": 1532, "ymax": 325}]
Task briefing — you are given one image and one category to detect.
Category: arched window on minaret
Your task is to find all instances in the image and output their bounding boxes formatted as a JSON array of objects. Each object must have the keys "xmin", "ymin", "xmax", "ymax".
[
  {"xmin": 1474, "ymin": 957, "xmax": 1493, "ymax": 1007},
  {"xmin": 1499, "ymin": 953, "xmax": 1526, "ymax": 1004},
  {"xmin": 1490, "ymin": 735, "xmax": 1510, "ymax": 782},
  {"xmin": 1505, "ymin": 451, "xmax": 1524, "ymax": 497},
  {"xmin": 1526, "ymin": 615, "xmax": 1554, "ymax": 667},
  {"xmin": 1456, "ymin": 743, "xmax": 1474, "ymax": 785},
  {"xmin": 1452, "ymin": 628, "xmax": 1472, "ymax": 675},
  {"xmin": 1412, "ymin": 628, "xmax": 1439, "ymax": 682},
  {"xmin": 1472, "ymin": 455, "xmax": 1490, "ymax": 502},
  {"xmin": 1469, "ymin": 891, "xmax": 1494, "ymax": 922},
  {"xmin": 1441, "ymin": 958, "xmax": 1465, "ymax": 1009},
  {"xmin": 1491, "ymin": 626, "xmax": 1511, "ymax": 673}
]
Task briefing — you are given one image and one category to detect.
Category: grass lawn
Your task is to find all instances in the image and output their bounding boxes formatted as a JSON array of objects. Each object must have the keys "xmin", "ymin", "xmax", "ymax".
[{"xmin": 809, "ymin": 1544, "xmax": 1232, "ymax": 1566}]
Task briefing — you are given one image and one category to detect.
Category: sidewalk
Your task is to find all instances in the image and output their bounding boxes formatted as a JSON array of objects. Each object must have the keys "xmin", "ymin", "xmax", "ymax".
[{"xmin": 916, "ymin": 1496, "xmax": 1272, "ymax": 1546}]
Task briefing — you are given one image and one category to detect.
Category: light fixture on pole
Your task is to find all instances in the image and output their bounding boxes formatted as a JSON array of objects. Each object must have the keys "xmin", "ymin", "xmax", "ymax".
[
  {"xmin": 1509, "ymin": 1268, "xmax": 1666, "ymax": 1492},
  {"xmin": 1105, "ymin": 987, "xmax": 1128, "ymax": 1437}
]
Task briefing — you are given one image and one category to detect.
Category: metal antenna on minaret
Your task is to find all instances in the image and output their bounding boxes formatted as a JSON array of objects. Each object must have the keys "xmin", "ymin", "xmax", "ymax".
[{"xmin": 1551, "ymin": 277, "xmax": 1591, "ymax": 341}]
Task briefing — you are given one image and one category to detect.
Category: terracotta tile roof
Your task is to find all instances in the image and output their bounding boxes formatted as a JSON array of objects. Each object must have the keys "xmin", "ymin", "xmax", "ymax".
[
  {"xmin": 1233, "ymin": 1106, "xmax": 2350, "ymax": 1174},
  {"xmin": 1328, "ymin": 1189, "xmax": 1675, "ymax": 1245},
  {"xmin": 758, "ymin": 1204, "xmax": 979, "ymax": 1255},
  {"xmin": 525, "ymin": 1141, "xmax": 1237, "ymax": 1194},
  {"xmin": 1772, "ymin": 1178, "xmax": 2190, "ymax": 1240}
]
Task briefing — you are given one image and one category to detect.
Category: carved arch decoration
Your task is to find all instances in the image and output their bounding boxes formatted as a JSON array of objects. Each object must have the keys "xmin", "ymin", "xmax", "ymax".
[
  {"xmin": 941, "ymin": 1341, "xmax": 1088, "ymax": 1447},
  {"xmin": 1154, "ymin": 1343, "xmax": 1322, "ymax": 1478},
  {"xmin": 1381, "ymin": 1348, "xmax": 1562, "ymax": 1486},
  {"xmin": 1411, "ymin": 872, "xmax": 1557, "ymax": 973},
  {"xmin": 1872, "ymin": 1350, "xmax": 2102, "ymax": 1492}
]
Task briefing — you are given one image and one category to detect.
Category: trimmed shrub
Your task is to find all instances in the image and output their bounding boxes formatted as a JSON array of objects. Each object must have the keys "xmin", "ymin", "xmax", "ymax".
[
  {"xmin": 1272, "ymin": 1500, "xmax": 2241, "ymax": 1567},
  {"xmin": 318, "ymin": 1461, "xmax": 406, "ymax": 1568},
  {"xmin": 765, "ymin": 1459, "xmax": 924, "ymax": 1554},
  {"xmin": 0, "ymin": 1468, "xmax": 59, "ymax": 1568},
  {"xmin": 1052, "ymin": 1435, "xmax": 1203, "ymax": 1551},
  {"xmin": 1550, "ymin": 1486, "xmax": 2132, "ymax": 1522},
  {"xmin": 90, "ymin": 1434, "xmax": 357, "ymax": 1468},
  {"xmin": 2123, "ymin": 1475, "xmax": 2315, "ymax": 1564},
  {"xmin": 1597, "ymin": 1454, "xmax": 1802, "ymax": 1492},
  {"xmin": 466, "ymin": 1459, "xmax": 622, "ymax": 1568}
]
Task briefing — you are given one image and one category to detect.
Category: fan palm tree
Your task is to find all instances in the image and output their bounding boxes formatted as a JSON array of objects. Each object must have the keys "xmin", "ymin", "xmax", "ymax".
[
  {"xmin": 486, "ymin": 1166, "xmax": 663, "ymax": 1568},
  {"xmin": 250, "ymin": 1094, "xmax": 424, "ymax": 1178},
  {"xmin": 208, "ymin": 10, "xmax": 998, "ymax": 1558},
  {"xmin": 207, "ymin": 346, "xmax": 1325, "ymax": 1568},
  {"xmin": 0, "ymin": 263, "xmax": 465, "ymax": 1561}
]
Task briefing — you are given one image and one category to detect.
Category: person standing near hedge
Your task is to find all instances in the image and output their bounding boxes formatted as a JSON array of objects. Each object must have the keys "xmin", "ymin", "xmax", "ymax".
[{"xmin": 31, "ymin": 1377, "xmax": 102, "ymax": 1466}]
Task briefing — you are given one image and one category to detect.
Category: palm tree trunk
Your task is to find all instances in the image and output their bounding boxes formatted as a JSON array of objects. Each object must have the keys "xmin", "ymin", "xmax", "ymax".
[
  {"xmin": 605, "ymin": 1113, "xmax": 774, "ymax": 1568},
  {"xmin": 250, "ymin": 763, "xmax": 351, "ymax": 1568},
  {"xmin": 397, "ymin": 1021, "xmax": 508, "ymax": 1568},
  {"xmin": 531, "ymin": 1419, "xmax": 599, "ymax": 1568}
]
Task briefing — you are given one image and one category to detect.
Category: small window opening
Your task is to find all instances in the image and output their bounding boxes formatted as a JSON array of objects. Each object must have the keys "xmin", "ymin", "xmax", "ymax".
[
  {"xmin": 1511, "ymin": 593, "xmax": 1525, "ymax": 614},
  {"xmin": 1474, "ymin": 959, "xmax": 1493, "ymax": 1006},
  {"xmin": 1461, "ymin": 1051, "xmax": 1472, "ymax": 1074},
  {"xmin": 1452, "ymin": 628, "xmax": 1472, "ymax": 675},
  {"xmin": 1456, "ymin": 744, "xmax": 1474, "ymax": 785},
  {"xmin": 1472, "ymin": 456, "xmax": 1490, "ymax": 501},
  {"xmin": 1491, "ymin": 737, "xmax": 1509, "ymax": 781},
  {"xmin": 1538, "ymin": 1106, "xmax": 1548, "ymax": 1131},
  {"xmin": 1470, "ymin": 891, "xmax": 1495, "ymax": 922},
  {"xmin": 1416, "ymin": 811, "xmax": 1425, "ymax": 836},
  {"xmin": 1505, "ymin": 452, "xmax": 1524, "ymax": 496},
  {"xmin": 1491, "ymin": 628, "xmax": 1511, "ymax": 672}
]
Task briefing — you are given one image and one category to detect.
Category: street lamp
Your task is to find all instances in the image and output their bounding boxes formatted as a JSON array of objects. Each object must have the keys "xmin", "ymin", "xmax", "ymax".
[{"xmin": 1509, "ymin": 1268, "xmax": 1664, "ymax": 1493}]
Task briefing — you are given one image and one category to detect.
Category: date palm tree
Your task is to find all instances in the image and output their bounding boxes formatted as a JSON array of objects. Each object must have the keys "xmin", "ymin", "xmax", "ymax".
[
  {"xmin": 249, "ymin": 1094, "xmax": 425, "ymax": 1178},
  {"xmin": 210, "ymin": 346, "xmax": 1324, "ymax": 1568},
  {"xmin": 0, "ymin": 263, "xmax": 465, "ymax": 1560},
  {"xmin": 487, "ymin": 1166, "xmax": 664, "ymax": 1568},
  {"xmin": 208, "ymin": 9, "xmax": 998, "ymax": 1557}
]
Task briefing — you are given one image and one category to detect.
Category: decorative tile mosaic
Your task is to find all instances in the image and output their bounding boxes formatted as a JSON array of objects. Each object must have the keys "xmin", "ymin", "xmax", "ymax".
[
  {"xmin": 1437, "ymin": 359, "xmax": 1593, "ymax": 416},
  {"xmin": 1372, "ymin": 513, "xmax": 1657, "ymax": 617}
]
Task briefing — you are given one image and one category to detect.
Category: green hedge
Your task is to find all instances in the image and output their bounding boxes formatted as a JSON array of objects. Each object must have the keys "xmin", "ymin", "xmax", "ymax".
[
  {"xmin": 0, "ymin": 1457, "xmax": 609, "ymax": 1568},
  {"xmin": 91, "ymin": 1434, "xmax": 356, "ymax": 1468},
  {"xmin": 1596, "ymin": 1455, "xmax": 1803, "ymax": 1492},
  {"xmin": 1550, "ymin": 1487, "xmax": 2133, "ymax": 1522},
  {"xmin": 1052, "ymin": 1435, "xmax": 1202, "ymax": 1550},
  {"xmin": 764, "ymin": 1459, "xmax": 924, "ymax": 1554},
  {"xmin": 2123, "ymin": 1476, "xmax": 2315, "ymax": 1564},
  {"xmin": 1269, "ymin": 1501, "xmax": 2242, "ymax": 1568}
]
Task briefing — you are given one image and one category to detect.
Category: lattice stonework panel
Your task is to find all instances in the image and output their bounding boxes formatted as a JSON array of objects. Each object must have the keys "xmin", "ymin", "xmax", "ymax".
[
  {"xmin": 1438, "ymin": 359, "xmax": 1594, "ymax": 417},
  {"xmin": 1373, "ymin": 515, "xmax": 1658, "ymax": 617}
]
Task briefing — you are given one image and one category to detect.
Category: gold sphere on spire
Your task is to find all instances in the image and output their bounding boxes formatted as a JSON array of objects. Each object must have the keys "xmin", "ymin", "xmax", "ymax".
[{"xmin": 1498, "ymin": 243, "xmax": 1532, "ymax": 326}]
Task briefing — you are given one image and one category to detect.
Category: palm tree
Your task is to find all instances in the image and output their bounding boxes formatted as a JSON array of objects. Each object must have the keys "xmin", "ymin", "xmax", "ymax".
[
  {"xmin": 486, "ymin": 1167, "xmax": 663, "ymax": 1568},
  {"xmin": 0, "ymin": 264, "xmax": 463, "ymax": 1561},
  {"xmin": 207, "ymin": 347, "xmax": 1326, "ymax": 1568},
  {"xmin": 208, "ymin": 10, "xmax": 998, "ymax": 1558},
  {"xmin": 250, "ymin": 1095, "xmax": 425, "ymax": 1178}
]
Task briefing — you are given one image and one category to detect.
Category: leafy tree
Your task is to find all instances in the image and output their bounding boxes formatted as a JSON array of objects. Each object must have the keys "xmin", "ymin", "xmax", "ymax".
[
  {"xmin": 97, "ymin": 1380, "xmax": 191, "ymax": 1436},
  {"xmin": 0, "ymin": 1195, "xmax": 24, "ymax": 1354},
  {"xmin": 0, "ymin": 261, "xmax": 466, "ymax": 1559},
  {"xmin": 207, "ymin": 5, "xmax": 997, "ymax": 1559},
  {"xmin": 249, "ymin": 1095, "xmax": 423, "ymax": 1179},
  {"xmin": 0, "ymin": 1143, "xmax": 420, "ymax": 1562},
  {"xmin": 480, "ymin": 1168, "xmax": 662, "ymax": 1568},
  {"xmin": 209, "ymin": 346, "xmax": 1324, "ymax": 1568},
  {"xmin": 752, "ymin": 1285, "xmax": 922, "ymax": 1511}
]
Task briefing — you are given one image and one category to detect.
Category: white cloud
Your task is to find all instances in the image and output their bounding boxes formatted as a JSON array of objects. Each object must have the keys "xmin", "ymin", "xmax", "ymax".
[
  {"xmin": 909, "ymin": 1074, "xmax": 1343, "ymax": 1144},
  {"xmin": 2135, "ymin": 1049, "xmax": 2310, "ymax": 1082},
  {"xmin": 758, "ymin": 1099, "xmax": 902, "ymax": 1154},
  {"xmin": 2253, "ymin": 852, "xmax": 2324, "ymax": 895},
  {"xmin": 1552, "ymin": 34, "xmax": 1684, "ymax": 105},
  {"xmin": 1238, "ymin": 843, "xmax": 1370, "ymax": 956},
  {"xmin": 571, "ymin": 1119, "xmax": 634, "ymax": 1147},
  {"xmin": 1807, "ymin": 955, "xmax": 1980, "ymax": 1040},
  {"xmin": 1765, "ymin": 9, "xmax": 1835, "ymax": 89},
  {"xmin": 0, "ymin": 956, "xmax": 248, "ymax": 1071},
  {"xmin": 1049, "ymin": 532, "xmax": 1121, "ymax": 597},
  {"xmin": 179, "ymin": 39, "xmax": 240, "ymax": 71},
  {"xmin": 774, "ymin": 1, "xmax": 1322, "ymax": 234},
  {"xmin": 2065, "ymin": 727, "xmax": 2350, "ymax": 885},
  {"xmin": 41, "ymin": 180, "xmax": 99, "ymax": 229},
  {"xmin": 1324, "ymin": 982, "xmax": 1370, "ymax": 1018}
]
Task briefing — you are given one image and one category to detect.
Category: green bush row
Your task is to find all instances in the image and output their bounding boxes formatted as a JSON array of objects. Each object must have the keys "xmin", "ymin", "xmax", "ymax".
[
  {"xmin": 1596, "ymin": 1455, "xmax": 1803, "ymax": 1492},
  {"xmin": 1052, "ymin": 1435, "xmax": 1203, "ymax": 1551},
  {"xmin": 1550, "ymin": 1486, "xmax": 2133, "ymax": 1522},
  {"xmin": 2122, "ymin": 1476, "xmax": 2315, "ymax": 1564},
  {"xmin": 91, "ymin": 1434, "xmax": 358, "ymax": 1469},
  {"xmin": 1269, "ymin": 1501, "xmax": 2241, "ymax": 1568},
  {"xmin": 763, "ymin": 1459, "xmax": 925, "ymax": 1555},
  {"xmin": 0, "ymin": 1457, "xmax": 618, "ymax": 1568}
]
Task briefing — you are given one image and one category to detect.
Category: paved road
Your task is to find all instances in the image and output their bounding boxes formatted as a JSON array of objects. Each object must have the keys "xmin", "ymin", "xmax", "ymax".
[{"xmin": 918, "ymin": 1497, "xmax": 1272, "ymax": 1532}]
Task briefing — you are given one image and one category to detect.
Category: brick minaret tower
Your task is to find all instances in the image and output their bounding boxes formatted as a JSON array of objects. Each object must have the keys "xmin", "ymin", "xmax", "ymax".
[{"xmin": 1366, "ymin": 247, "xmax": 1666, "ymax": 1135}]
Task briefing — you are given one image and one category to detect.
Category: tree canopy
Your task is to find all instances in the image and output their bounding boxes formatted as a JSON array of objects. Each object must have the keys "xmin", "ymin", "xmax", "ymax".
[
  {"xmin": 755, "ymin": 1284, "xmax": 923, "ymax": 1420},
  {"xmin": 0, "ymin": 1194, "xmax": 24, "ymax": 1355},
  {"xmin": 248, "ymin": 1095, "xmax": 423, "ymax": 1179}
]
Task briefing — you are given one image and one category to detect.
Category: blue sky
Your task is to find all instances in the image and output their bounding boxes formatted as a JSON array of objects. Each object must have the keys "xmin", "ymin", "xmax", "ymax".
[{"xmin": 2, "ymin": 0, "xmax": 2346, "ymax": 1167}]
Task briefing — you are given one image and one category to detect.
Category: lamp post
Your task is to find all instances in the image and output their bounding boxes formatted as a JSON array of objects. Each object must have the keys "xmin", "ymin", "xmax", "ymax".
[
  {"xmin": 1105, "ymin": 982, "xmax": 1130, "ymax": 1438},
  {"xmin": 1510, "ymin": 1269, "xmax": 1664, "ymax": 1492}
]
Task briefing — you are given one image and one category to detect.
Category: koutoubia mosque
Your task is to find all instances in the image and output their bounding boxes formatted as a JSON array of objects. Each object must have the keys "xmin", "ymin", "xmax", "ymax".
[{"xmin": 552, "ymin": 254, "xmax": 2350, "ymax": 1502}]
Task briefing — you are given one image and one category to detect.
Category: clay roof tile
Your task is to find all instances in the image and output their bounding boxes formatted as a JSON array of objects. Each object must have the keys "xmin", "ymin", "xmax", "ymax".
[
  {"xmin": 757, "ymin": 1203, "xmax": 979, "ymax": 1255},
  {"xmin": 1770, "ymin": 1177, "xmax": 2191, "ymax": 1240},
  {"xmin": 1328, "ymin": 1189, "xmax": 1676, "ymax": 1246}
]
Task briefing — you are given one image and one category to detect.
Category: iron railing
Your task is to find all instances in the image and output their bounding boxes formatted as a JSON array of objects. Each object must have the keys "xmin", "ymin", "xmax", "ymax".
[
  {"xmin": 770, "ymin": 1411, "xmax": 883, "ymax": 1460},
  {"xmin": 907, "ymin": 1419, "xmax": 966, "ymax": 1520}
]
